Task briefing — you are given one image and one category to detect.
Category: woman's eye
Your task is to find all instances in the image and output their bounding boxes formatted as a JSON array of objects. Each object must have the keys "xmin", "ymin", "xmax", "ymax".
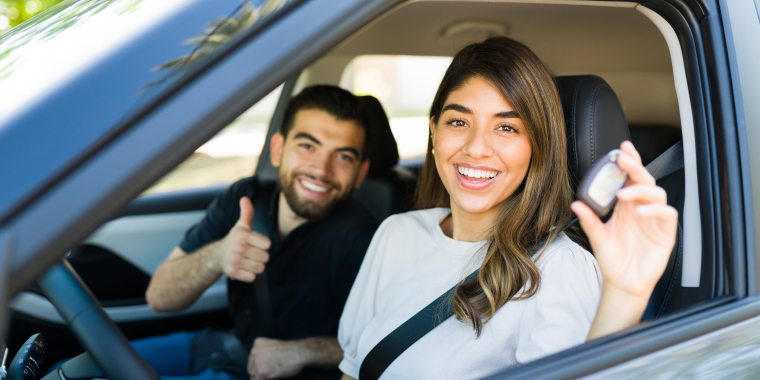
[
  {"xmin": 447, "ymin": 119, "xmax": 467, "ymax": 128},
  {"xmin": 498, "ymin": 124, "xmax": 517, "ymax": 133}
]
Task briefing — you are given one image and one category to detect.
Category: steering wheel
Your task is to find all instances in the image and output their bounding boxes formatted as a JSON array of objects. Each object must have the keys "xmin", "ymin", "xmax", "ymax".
[{"xmin": 37, "ymin": 260, "xmax": 160, "ymax": 380}]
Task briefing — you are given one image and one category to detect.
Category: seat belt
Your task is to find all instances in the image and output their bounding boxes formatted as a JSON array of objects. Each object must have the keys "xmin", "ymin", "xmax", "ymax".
[
  {"xmin": 251, "ymin": 180, "xmax": 278, "ymax": 338},
  {"xmin": 645, "ymin": 140, "xmax": 684, "ymax": 179},
  {"xmin": 359, "ymin": 140, "xmax": 685, "ymax": 380}
]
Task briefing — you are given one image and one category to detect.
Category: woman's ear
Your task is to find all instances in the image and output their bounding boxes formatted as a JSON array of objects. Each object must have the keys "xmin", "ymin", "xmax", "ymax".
[{"xmin": 269, "ymin": 132, "xmax": 285, "ymax": 168}]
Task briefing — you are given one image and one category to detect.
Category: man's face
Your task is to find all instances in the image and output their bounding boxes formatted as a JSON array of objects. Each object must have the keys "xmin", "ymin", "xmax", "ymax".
[{"xmin": 270, "ymin": 108, "xmax": 370, "ymax": 220}]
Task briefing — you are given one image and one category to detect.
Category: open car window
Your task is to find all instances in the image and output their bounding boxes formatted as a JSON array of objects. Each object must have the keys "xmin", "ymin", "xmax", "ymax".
[{"xmin": 144, "ymin": 84, "xmax": 283, "ymax": 194}]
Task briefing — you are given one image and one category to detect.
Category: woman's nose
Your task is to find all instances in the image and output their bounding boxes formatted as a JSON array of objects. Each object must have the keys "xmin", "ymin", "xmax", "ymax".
[{"xmin": 462, "ymin": 125, "xmax": 493, "ymax": 159}]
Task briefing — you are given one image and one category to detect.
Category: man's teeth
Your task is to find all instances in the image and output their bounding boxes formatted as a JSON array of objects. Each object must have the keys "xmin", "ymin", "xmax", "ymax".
[
  {"xmin": 457, "ymin": 166, "xmax": 497, "ymax": 179},
  {"xmin": 301, "ymin": 180, "xmax": 328, "ymax": 192}
]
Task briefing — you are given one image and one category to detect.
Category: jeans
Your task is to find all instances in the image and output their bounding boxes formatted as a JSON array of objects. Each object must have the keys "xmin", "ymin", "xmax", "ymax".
[
  {"xmin": 49, "ymin": 331, "xmax": 248, "ymax": 380},
  {"xmin": 132, "ymin": 331, "xmax": 248, "ymax": 380}
]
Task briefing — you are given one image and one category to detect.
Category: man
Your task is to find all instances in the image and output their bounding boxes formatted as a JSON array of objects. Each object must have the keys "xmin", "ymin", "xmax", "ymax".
[{"xmin": 143, "ymin": 85, "xmax": 378, "ymax": 380}]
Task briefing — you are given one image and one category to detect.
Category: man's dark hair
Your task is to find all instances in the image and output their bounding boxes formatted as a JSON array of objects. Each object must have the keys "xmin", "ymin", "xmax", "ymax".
[{"xmin": 280, "ymin": 85, "xmax": 372, "ymax": 160}]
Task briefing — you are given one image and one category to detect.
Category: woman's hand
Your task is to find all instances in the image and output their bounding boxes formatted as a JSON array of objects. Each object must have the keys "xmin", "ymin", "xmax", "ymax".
[{"xmin": 571, "ymin": 141, "xmax": 678, "ymax": 340}]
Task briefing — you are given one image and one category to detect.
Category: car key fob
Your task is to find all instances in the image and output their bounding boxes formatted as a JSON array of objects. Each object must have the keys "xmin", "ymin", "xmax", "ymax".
[
  {"xmin": 8, "ymin": 334, "xmax": 45, "ymax": 380},
  {"xmin": 577, "ymin": 149, "xmax": 628, "ymax": 217}
]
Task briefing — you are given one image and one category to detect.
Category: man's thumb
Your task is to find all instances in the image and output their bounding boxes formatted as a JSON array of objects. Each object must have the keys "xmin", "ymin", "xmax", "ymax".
[{"xmin": 238, "ymin": 196, "xmax": 254, "ymax": 229}]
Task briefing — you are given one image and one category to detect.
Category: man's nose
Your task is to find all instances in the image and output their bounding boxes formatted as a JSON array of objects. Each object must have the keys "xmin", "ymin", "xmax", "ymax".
[
  {"xmin": 308, "ymin": 151, "xmax": 332, "ymax": 177},
  {"xmin": 462, "ymin": 125, "xmax": 494, "ymax": 159}
]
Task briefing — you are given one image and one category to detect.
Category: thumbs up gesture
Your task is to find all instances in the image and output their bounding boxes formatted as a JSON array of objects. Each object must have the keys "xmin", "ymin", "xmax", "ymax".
[{"xmin": 216, "ymin": 197, "xmax": 271, "ymax": 282}]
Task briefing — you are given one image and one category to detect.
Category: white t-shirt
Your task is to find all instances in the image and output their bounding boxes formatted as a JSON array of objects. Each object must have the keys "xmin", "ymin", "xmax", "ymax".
[{"xmin": 338, "ymin": 208, "xmax": 602, "ymax": 380}]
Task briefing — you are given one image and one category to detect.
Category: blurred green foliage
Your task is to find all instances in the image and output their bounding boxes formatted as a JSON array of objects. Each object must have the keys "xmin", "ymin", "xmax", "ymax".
[{"xmin": 0, "ymin": 0, "xmax": 65, "ymax": 33}]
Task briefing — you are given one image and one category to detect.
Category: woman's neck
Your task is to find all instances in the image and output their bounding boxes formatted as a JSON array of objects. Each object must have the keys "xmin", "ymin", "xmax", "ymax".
[{"xmin": 441, "ymin": 204, "xmax": 499, "ymax": 242}]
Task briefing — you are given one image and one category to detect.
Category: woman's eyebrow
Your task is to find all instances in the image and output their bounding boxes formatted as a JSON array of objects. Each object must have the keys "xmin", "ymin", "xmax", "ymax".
[
  {"xmin": 495, "ymin": 110, "xmax": 519, "ymax": 118},
  {"xmin": 442, "ymin": 103, "xmax": 471, "ymax": 114}
]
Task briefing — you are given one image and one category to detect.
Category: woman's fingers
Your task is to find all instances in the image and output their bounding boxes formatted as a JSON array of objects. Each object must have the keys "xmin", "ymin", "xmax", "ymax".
[
  {"xmin": 617, "ymin": 153, "xmax": 655, "ymax": 187},
  {"xmin": 620, "ymin": 140, "xmax": 642, "ymax": 164},
  {"xmin": 571, "ymin": 201, "xmax": 606, "ymax": 239},
  {"xmin": 617, "ymin": 184, "xmax": 667, "ymax": 205},
  {"xmin": 618, "ymin": 141, "xmax": 655, "ymax": 188},
  {"xmin": 637, "ymin": 203, "xmax": 679, "ymax": 228}
]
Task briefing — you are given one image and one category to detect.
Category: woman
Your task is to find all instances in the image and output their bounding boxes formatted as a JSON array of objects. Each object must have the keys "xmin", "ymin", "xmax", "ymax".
[{"xmin": 338, "ymin": 37, "xmax": 677, "ymax": 379}]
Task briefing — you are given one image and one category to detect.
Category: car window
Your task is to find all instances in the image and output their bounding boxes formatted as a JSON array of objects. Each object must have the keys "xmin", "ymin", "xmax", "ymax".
[
  {"xmin": 144, "ymin": 84, "xmax": 282, "ymax": 194},
  {"xmin": 340, "ymin": 55, "xmax": 452, "ymax": 160}
]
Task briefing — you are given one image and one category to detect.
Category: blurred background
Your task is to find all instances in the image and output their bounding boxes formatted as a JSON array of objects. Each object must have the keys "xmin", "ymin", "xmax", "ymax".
[{"xmin": 0, "ymin": 0, "xmax": 64, "ymax": 33}]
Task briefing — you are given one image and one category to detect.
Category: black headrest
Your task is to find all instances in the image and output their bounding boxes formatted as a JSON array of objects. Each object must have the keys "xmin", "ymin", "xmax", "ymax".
[
  {"xmin": 556, "ymin": 75, "xmax": 631, "ymax": 191},
  {"xmin": 357, "ymin": 95, "xmax": 400, "ymax": 175}
]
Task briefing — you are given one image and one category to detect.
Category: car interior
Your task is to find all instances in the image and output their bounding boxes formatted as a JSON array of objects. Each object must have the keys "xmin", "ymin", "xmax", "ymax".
[{"xmin": 6, "ymin": 0, "xmax": 713, "ymax": 376}]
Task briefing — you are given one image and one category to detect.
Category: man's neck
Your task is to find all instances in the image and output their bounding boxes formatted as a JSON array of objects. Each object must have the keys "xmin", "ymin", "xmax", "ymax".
[{"xmin": 277, "ymin": 193, "xmax": 309, "ymax": 241}]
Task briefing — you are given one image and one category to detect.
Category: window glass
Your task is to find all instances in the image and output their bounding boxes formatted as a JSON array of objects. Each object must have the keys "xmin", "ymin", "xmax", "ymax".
[
  {"xmin": 340, "ymin": 55, "xmax": 452, "ymax": 160},
  {"xmin": 144, "ymin": 84, "xmax": 282, "ymax": 194}
]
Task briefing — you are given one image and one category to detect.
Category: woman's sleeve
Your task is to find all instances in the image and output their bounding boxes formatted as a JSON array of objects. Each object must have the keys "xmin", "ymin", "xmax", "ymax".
[
  {"xmin": 515, "ymin": 246, "xmax": 602, "ymax": 364},
  {"xmin": 337, "ymin": 215, "xmax": 395, "ymax": 378}
]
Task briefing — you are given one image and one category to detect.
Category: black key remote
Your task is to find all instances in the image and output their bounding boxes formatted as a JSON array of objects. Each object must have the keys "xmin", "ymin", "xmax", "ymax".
[
  {"xmin": 577, "ymin": 149, "xmax": 628, "ymax": 217},
  {"xmin": 8, "ymin": 334, "xmax": 45, "ymax": 380}
]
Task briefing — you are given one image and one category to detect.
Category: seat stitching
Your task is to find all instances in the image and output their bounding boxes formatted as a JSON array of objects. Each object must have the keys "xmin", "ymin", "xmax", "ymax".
[
  {"xmin": 588, "ymin": 83, "xmax": 608, "ymax": 166},
  {"xmin": 570, "ymin": 79, "xmax": 583, "ymax": 175}
]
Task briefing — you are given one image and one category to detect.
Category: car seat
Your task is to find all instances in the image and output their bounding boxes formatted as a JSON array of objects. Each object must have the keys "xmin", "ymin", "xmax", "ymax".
[
  {"xmin": 351, "ymin": 95, "xmax": 417, "ymax": 222},
  {"xmin": 555, "ymin": 75, "xmax": 687, "ymax": 320}
]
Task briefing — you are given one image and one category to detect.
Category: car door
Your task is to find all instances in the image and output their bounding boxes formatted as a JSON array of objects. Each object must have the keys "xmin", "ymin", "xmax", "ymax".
[{"xmin": 2, "ymin": 0, "xmax": 758, "ymax": 378}]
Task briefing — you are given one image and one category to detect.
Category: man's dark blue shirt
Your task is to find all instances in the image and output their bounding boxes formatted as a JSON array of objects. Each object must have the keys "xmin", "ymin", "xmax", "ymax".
[{"xmin": 179, "ymin": 176, "xmax": 379, "ymax": 351}]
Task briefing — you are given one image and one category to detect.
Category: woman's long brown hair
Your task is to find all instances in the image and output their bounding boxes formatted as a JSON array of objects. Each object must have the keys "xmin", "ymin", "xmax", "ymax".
[{"xmin": 415, "ymin": 37, "xmax": 575, "ymax": 336}]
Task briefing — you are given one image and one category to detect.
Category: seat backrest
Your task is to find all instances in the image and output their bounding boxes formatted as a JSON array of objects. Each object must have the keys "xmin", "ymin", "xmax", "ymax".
[
  {"xmin": 556, "ymin": 75, "xmax": 631, "ymax": 190},
  {"xmin": 352, "ymin": 95, "xmax": 416, "ymax": 222},
  {"xmin": 556, "ymin": 75, "xmax": 686, "ymax": 320}
]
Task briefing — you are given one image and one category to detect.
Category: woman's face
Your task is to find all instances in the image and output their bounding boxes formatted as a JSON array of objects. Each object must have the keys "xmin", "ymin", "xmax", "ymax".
[{"xmin": 431, "ymin": 76, "xmax": 533, "ymax": 218}]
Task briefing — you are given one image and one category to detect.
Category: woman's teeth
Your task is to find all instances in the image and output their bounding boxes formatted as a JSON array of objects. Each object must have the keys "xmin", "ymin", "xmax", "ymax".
[
  {"xmin": 457, "ymin": 166, "xmax": 498, "ymax": 179},
  {"xmin": 301, "ymin": 180, "xmax": 328, "ymax": 192}
]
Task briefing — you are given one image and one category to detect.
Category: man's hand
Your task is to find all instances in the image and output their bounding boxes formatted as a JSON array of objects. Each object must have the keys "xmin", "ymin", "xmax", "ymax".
[
  {"xmin": 247, "ymin": 338, "xmax": 307, "ymax": 380},
  {"xmin": 215, "ymin": 197, "xmax": 271, "ymax": 282}
]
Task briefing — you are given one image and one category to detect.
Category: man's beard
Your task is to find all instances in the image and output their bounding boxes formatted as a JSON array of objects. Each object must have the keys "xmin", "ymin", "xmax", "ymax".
[{"xmin": 277, "ymin": 170, "xmax": 353, "ymax": 221}]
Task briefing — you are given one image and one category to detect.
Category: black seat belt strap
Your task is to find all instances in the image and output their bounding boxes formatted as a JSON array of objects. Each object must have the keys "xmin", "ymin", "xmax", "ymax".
[
  {"xmin": 359, "ymin": 270, "xmax": 480, "ymax": 380},
  {"xmin": 359, "ymin": 140, "xmax": 685, "ymax": 380},
  {"xmin": 251, "ymin": 180, "xmax": 278, "ymax": 337},
  {"xmin": 645, "ymin": 140, "xmax": 683, "ymax": 179}
]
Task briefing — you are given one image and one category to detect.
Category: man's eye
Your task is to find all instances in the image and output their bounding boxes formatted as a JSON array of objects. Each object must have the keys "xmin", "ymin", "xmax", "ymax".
[
  {"xmin": 338, "ymin": 153, "xmax": 355, "ymax": 162},
  {"xmin": 299, "ymin": 143, "xmax": 313, "ymax": 150}
]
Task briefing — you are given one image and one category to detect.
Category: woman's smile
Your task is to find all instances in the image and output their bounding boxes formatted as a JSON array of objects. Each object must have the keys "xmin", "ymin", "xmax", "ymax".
[{"xmin": 455, "ymin": 163, "xmax": 500, "ymax": 189}]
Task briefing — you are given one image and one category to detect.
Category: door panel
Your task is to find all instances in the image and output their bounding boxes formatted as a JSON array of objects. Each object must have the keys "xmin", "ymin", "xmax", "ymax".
[{"xmin": 581, "ymin": 313, "xmax": 760, "ymax": 379}]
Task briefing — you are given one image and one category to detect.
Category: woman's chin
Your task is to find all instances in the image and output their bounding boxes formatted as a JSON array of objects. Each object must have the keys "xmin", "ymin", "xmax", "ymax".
[{"xmin": 450, "ymin": 198, "xmax": 503, "ymax": 217}]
